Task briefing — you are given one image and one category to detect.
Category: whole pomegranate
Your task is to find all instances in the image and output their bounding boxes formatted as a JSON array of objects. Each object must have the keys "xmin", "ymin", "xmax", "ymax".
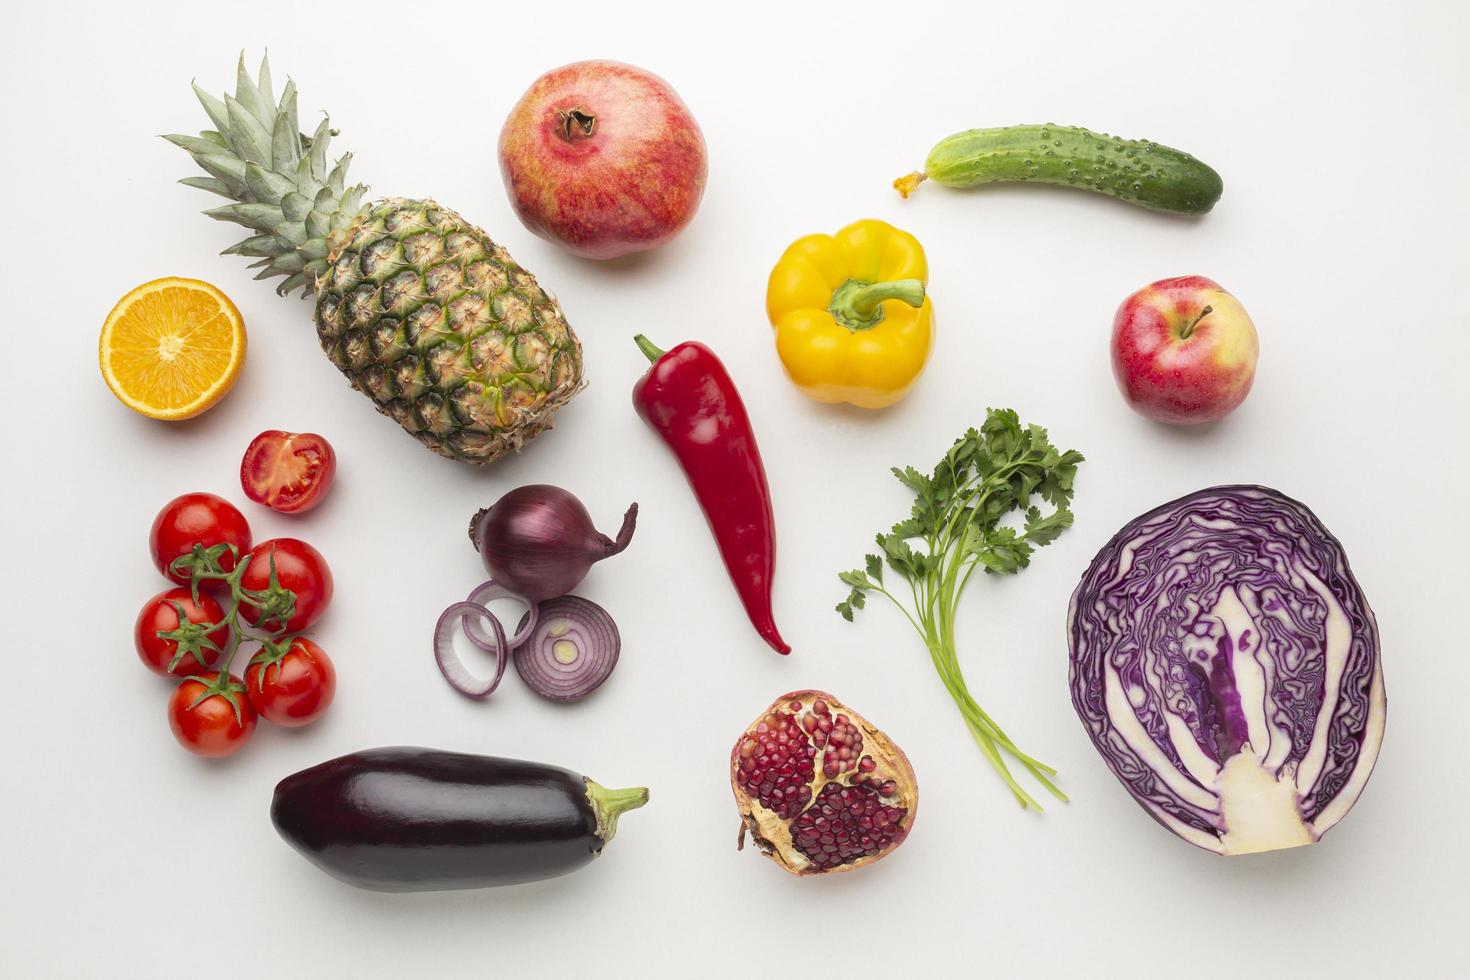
[
  {"xmin": 731, "ymin": 690, "xmax": 918, "ymax": 875},
  {"xmin": 498, "ymin": 60, "xmax": 708, "ymax": 260}
]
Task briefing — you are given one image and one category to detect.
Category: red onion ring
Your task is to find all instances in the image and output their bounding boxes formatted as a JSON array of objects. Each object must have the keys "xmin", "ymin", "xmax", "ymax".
[
  {"xmin": 464, "ymin": 580, "xmax": 539, "ymax": 650},
  {"xmin": 512, "ymin": 596, "xmax": 620, "ymax": 703},
  {"xmin": 435, "ymin": 601, "xmax": 508, "ymax": 698}
]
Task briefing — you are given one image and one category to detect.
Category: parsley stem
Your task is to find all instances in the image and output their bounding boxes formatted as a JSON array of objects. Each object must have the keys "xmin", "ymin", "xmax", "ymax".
[
  {"xmin": 871, "ymin": 585, "xmax": 926, "ymax": 639},
  {"xmin": 837, "ymin": 410, "xmax": 1083, "ymax": 810}
]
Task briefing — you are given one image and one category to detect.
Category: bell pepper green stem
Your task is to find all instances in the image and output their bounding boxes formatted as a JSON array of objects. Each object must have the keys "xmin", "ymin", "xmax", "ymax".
[
  {"xmin": 828, "ymin": 278, "xmax": 926, "ymax": 331},
  {"xmin": 633, "ymin": 334, "xmax": 666, "ymax": 363}
]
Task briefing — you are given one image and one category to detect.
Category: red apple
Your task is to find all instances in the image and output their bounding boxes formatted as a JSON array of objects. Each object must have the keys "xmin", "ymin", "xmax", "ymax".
[
  {"xmin": 498, "ymin": 60, "xmax": 707, "ymax": 260},
  {"xmin": 1111, "ymin": 276, "xmax": 1259, "ymax": 425}
]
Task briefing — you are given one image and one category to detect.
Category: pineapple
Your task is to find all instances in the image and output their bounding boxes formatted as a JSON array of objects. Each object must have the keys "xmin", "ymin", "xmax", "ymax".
[{"xmin": 167, "ymin": 56, "xmax": 583, "ymax": 463}]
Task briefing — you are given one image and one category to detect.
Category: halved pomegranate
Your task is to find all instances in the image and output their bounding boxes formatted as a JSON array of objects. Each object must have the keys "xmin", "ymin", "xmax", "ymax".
[{"xmin": 731, "ymin": 690, "xmax": 918, "ymax": 876}]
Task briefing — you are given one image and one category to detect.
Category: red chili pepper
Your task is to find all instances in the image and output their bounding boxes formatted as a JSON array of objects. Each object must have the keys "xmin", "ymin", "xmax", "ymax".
[{"xmin": 631, "ymin": 335, "xmax": 790, "ymax": 654}]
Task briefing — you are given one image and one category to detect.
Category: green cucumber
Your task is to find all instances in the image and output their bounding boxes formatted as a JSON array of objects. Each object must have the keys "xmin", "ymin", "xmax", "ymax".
[{"xmin": 894, "ymin": 124, "xmax": 1222, "ymax": 216}]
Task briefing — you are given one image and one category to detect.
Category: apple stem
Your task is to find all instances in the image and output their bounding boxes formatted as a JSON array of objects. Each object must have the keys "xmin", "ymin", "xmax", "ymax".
[
  {"xmin": 1180, "ymin": 305, "xmax": 1213, "ymax": 340},
  {"xmin": 558, "ymin": 107, "xmax": 597, "ymax": 142}
]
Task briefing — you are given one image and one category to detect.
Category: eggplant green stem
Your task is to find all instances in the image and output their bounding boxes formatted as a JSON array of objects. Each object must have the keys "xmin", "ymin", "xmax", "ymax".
[
  {"xmin": 586, "ymin": 780, "xmax": 650, "ymax": 845},
  {"xmin": 633, "ymin": 335, "xmax": 666, "ymax": 363},
  {"xmin": 828, "ymin": 278, "xmax": 926, "ymax": 331}
]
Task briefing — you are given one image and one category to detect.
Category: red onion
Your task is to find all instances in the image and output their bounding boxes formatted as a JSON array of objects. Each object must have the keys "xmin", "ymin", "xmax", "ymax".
[
  {"xmin": 512, "ymin": 596, "xmax": 620, "ymax": 702},
  {"xmin": 469, "ymin": 485, "xmax": 637, "ymax": 602},
  {"xmin": 434, "ymin": 601, "xmax": 508, "ymax": 698},
  {"xmin": 463, "ymin": 580, "xmax": 539, "ymax": 651}
]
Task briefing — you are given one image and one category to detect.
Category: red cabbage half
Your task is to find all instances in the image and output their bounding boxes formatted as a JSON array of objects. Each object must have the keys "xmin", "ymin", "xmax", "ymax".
[{"xmin": 1067, "ymin": 486, "xmax": 1385, "ymax": 855}]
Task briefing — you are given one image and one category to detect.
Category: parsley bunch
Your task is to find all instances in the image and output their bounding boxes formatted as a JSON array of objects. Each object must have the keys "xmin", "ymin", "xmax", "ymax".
[{"xmin": 838, "ymin": 408, "xmax": 1084, "ymax": 809}]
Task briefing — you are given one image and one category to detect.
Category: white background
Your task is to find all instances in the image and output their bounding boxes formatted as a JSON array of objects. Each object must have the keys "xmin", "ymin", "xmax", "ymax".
[{"xmin": 3, "ymin": 1, "xmax": 1467, "ymax": 977}]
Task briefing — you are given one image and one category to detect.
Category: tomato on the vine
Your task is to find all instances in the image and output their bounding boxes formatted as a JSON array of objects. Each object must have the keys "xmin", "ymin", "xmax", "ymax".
[
  {"xmin": 239, "ymin": 538, "xmax": 333, "ymax": 633},
  {"xmin": 246, "ymin": 638, "xmax": 336, "ymax": 726},
  {"xmin": 149, "ymin": 493, "xmax": 252, "ymax": 586},
  {"xmin": 240, "ymin": 430, "xmax": 337, "ymax": 514},
  {"xmin": 135, "ymin": 588, "xmax": 228, "ymax": 676},
  {"xmin": 167, "ymin": 673, "xmax": 256, "ymax": 757}
]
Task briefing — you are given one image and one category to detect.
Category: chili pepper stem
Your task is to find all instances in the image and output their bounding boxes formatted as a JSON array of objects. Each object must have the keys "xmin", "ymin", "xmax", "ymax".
[
  {"xmin": 633, "ymin": 334, "xmax": 666, "ymax": 363},
  {"xmin": 828, "ymin": 278, "xmax": 926, "ymax": 331},
  {"xmin": 585, "ymin": 780, "xmax": 650, "ymax": 844}
]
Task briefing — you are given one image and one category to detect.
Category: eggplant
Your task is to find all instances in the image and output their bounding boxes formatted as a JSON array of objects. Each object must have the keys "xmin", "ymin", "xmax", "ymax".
[{"xmin": 270, "ymin": 747, "xmax": 649, "ymax": 892}]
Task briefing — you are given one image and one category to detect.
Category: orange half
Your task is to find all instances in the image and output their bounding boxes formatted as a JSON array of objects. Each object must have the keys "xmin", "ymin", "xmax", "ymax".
[{"xmin": 100, "ymin": 277, "xmax": 246, "ymax": 420}]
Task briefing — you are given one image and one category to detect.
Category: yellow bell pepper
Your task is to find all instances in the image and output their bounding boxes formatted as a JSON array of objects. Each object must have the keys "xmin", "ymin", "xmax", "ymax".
[{"xmin": 765, "ymin": 219, "xmax": 934, "ymax": 409}]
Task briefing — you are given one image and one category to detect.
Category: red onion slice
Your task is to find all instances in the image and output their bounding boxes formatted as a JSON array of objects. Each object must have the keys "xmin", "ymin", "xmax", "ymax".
[
  {"xmin": 512, "ymin": 596, "xmax": 620, "ymax": 702},
  {"xmin": 464, "ymin": 580, "xmax": 539, "ymax": 650},
  {"xmin": 435, "ymin": 601, "xmax": 508, "ymax": 698}
]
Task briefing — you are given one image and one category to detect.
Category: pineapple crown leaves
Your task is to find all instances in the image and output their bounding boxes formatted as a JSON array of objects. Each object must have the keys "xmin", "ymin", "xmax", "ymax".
[{"xmin": 165, "ymin": 53, "xmax": 370, "ymax": 297}]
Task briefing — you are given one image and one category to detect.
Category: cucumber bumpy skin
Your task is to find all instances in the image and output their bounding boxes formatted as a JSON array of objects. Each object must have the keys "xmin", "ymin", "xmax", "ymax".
[{"xmin": 894, "ymin": 125, "xmax": 1222, "ymax": 215}]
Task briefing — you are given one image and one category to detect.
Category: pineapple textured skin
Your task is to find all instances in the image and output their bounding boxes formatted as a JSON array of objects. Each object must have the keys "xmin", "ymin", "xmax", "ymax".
[
  {"xmin": 316, "ymin": 198, "xmax": 583, "ymax": 462},
  {"xmin": 166, "ymin": 55, "xmax": 584, "ymax": 464}
]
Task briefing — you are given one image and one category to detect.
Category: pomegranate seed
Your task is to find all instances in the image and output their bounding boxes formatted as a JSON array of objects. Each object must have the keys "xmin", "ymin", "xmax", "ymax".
[
  {"xmin": 787, "ymin": 782, "xmax": 908, "ymax": 871},
  {"xmin": 813, "ymin": 699, "xmax": 829, "ymax": 715},
  {"xmin": 859, "ymin": 756, "xmax": 876, "ymax": 772}
]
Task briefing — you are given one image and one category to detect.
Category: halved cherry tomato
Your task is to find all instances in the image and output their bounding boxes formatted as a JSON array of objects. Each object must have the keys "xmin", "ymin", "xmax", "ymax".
[
  {"xmin": 240, "ymin": 430, "xmax": 336, "ymax": 514},
  {"xmin": 246, "ymin": 638, "xmax": 337, "ymax": 727},
  {"xmin": 149, "ymin": 493, "xmax": 252, "ymax": 586},
  {"xmin": 168, "ymin": 672, "xmax": 256, "ymax": 757},
  {"xmin": 135, "ymin": 588, "xmax": 228, "ymax": 676},
  {"xmin": 239, "ymin": 538, "xmax": 333, "ymax": 633}
]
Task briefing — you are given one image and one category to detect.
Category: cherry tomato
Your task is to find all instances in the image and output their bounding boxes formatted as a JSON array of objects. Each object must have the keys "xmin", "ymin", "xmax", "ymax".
[
  {"xmin": 240, "ymin": 430, "xmax": 337, "ymax": 514},
  {"xmin": 167, "ymin": 673, "xmax": 256, "ymax": 757},
  {"xmin": 246, "ymin": 638, "xmax": 337, "ymax": 727},
  {"xmin": 134, "ymin": 588, "xmax": 229, "ymax": 676},
  {"xmin": 149, "ymin": 493, "xmax": 252, "ymax": 586},
  {"xmin": 239, "ymin": 538, "xmax": 333, "ymax": 633}
]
